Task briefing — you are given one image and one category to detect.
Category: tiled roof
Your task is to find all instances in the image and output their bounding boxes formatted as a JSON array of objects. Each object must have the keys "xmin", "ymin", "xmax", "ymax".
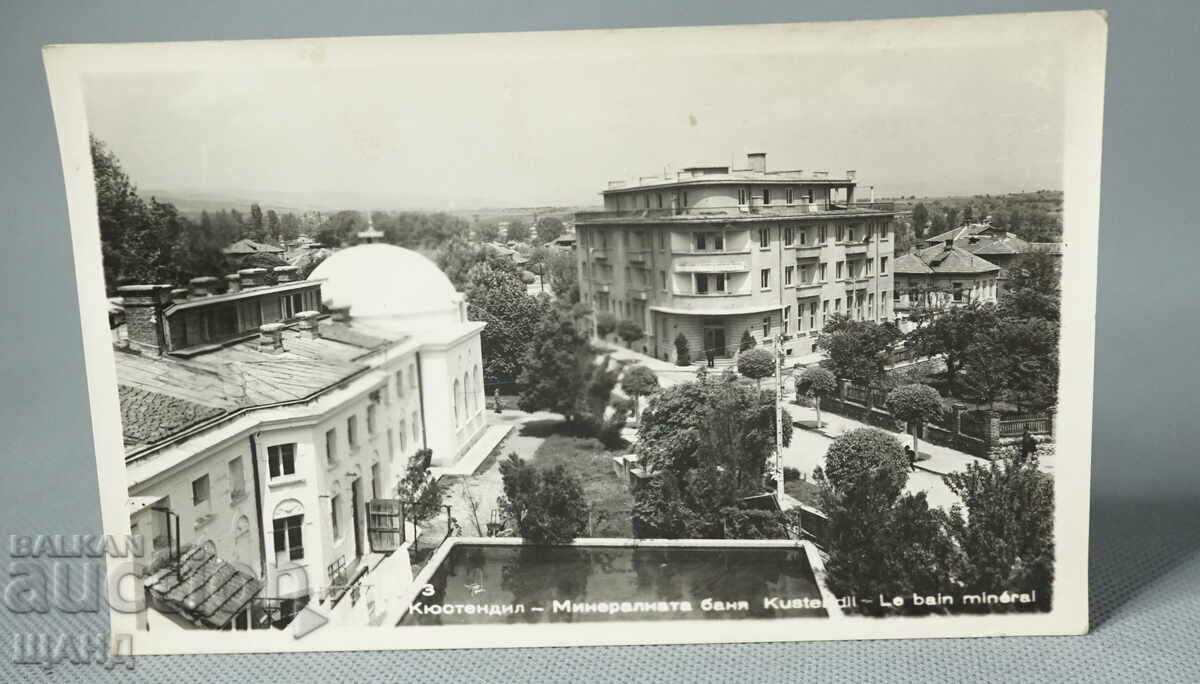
[
  {"xmin": 895, "ymin": 244, "xmax": 1002, "ymax": 276},
  {"xmin": 924, "ymin": 223, "xmax": 1032, "ymax": 256},
  {"xmin": 145, "ymin": 544, "xmax": 262, "ymax": 629},
  {"xmin": 119, "ymin": 385, "xmax": 226, "ymax": 448},
  {"xmin": 222, "ymin": 238, "xmax": 285, "ymax": 255}
]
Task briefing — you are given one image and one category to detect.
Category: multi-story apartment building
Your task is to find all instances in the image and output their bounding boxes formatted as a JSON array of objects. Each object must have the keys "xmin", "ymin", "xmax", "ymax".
[
  {"xmin": 117, "ymin": 239, "xmax": 486, "ymax": 631},
  {"xmin": 575, "ymin": 153, "xmax": 899, "ymax": 362}
]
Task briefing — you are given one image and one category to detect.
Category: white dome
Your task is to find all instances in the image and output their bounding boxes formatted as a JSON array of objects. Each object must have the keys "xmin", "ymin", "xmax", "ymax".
[{"xmin": 308, "ymin": 243, "xmax": 461, "ymax": 319}]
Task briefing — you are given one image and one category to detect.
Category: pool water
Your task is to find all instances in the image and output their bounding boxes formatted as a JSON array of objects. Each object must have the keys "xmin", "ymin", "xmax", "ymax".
[{"xmin": 398, "ymin": 543, "xmax": 827, "ymax": 625}]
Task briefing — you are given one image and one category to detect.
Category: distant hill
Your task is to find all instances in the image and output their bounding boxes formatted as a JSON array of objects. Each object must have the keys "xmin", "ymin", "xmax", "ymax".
[{"xmin": 141, "ymin": 188, "xmax": 542, "ymax": 219}]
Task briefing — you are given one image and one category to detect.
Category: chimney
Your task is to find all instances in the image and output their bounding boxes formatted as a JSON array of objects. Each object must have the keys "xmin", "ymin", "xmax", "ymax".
[
  {"xmin": 238, "ymin": 268, "xmax": 267, "ymax": 289},
  {"xmin": 224, "ymin": 273, "xmax": 241, "ymax": 294},
  {"xmin": 257, "ymin": 323, "xmax": 285, "ymax": 353},
  {"xmin": 944, "ymin": 240, "xmax": 955, "ymax": 252},
  {"xmin": 116, "ymin": 284, "xmax": 173, "ymax": 355},
  {"xmin": 295, "ymin": 310, "xmax": 321, "ymax": 339},
  {"xmin": 846, "ymin": 170, "xmax": 857, "ymax": 181},
  {"xmin": 273, "ymin": 265, "xmax": 298, "ymax": 283},
  {"xmin": 329, "ymin": 305, "xmax": 352, "ymax": 324},
  {"xmin": 188, "ymin": 276, "xmax": 220, "ymax": 297},
  {"xmin": 747, "ymin": 153, "xmax": 767, "ymax": 173}
]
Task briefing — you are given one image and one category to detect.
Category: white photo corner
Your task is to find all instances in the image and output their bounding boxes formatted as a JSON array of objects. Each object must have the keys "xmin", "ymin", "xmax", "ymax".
[{"xmin": 42, "ymin": 9, "xmax": 1106, "ymax": 654}]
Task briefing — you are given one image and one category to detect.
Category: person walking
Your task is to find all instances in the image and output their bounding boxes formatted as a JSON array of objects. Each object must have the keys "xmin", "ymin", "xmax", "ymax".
[
  {"xmin": 904, "ymin": 444, "xmax": 917, "ymax": 472},
  {"xmin": 1019, "ymin": 427, "xmax": 1037, "ymax": 463},
  {"xmin": 706, "ymin": 347, "xmax": 715, "ymax": 368}
]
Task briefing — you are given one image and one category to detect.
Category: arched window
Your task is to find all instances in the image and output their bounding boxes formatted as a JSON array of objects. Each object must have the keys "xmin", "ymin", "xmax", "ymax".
[
  {"xmin": 464, "ymin": 371, "xmax": 472, "ymax": 416},
  {"xmin": 272, "ymin": 499, "xmax": 305, "ymax": 565},
  {"xmin": 453, "ymin": 378, "xmax": 461, "ymax": 425}
]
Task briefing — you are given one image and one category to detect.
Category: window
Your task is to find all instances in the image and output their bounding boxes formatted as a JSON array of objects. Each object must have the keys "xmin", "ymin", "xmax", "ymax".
[
  {"xmin": 783, "ymin": 306, "xmax": 791, "ymax": 334},
  {"xmin": 268, "ymin": 444, "xmax": 296, "ymax": 479},
  {"xmin": 758, "ymin": 228, "xmax": 770, "ymax": 249},
  {"xmin": 865, "ymin": 259, "xmax": 873, "ymax": 276},
  {"xmin": 644, "ymin": 195, "xmax": 651, "ymax": 209},
  {"xmin": 762, "ymin": 317, "xmax": 771, "ymax": 338},
  {"xmin": 760, "ymin": 268, "xmax": 771, "ymax": 289},
  {"xmin": 784, "ymin": 266, "xmax": 794, "ymax": 286},
  {"xmin": 398, "ymin": 420, "xmax": 407, "ymax": 452},
  {"xmin": 836, "ymin": 224, "xmax": 845, "ymax": 242},
  {"xmin": 394, "ymin": 370, "xmax": 404, "ymax": 397},
  {"xmin": 659, "ymin": 271, "xmax": 667, "ymax": 291},
  {"xmin": 325, "ymin": 428, "xmax": 337, "ymax": 465},
  {"xmin": 367, "ymin": 404, "xmax": 377, "ymax": 435},
  {"xmin": 953, "ymin": 282, "xmax": 964, "ymax": 302},
  {"xmin": 809, "ymin": 302, "xmax": 818, "ymax": 330},
  {"xmin": 273, "ymin": 514, "xmax": 304, "ymax": 561},
  {"xmin": 409, "ymin": 364, "xmax": 417, "ymax": 389},
  {"xmin": 881, "ymin": 256, "xmax": 889, "ymax": 274},
  {"xmin": 835, "ymin": 298, "xmax": 842, "ymax": 313},
  {"xmin": 412, "ymin": 411, "xmax": 421, "ymax": 443},
  {"xmin": 192, "ymin": 475, "xmax": 210, "ymax": 506},
  {"xmin": 229, "ymin": 457, "xmax": 246, "ymax": 500},
  {"xmin": 848, "ymin": 226, "xmax": 856, "ymax": 242},
  {"xmin": 712, "ymin": 233, "xmax": 724, "ymax": 250},
  {"xmin": 836, "ymin": 261, "xmax": 844, "ymax": 280},
  {"xmin": 371, "ymin": 463, "xmax": 381, "ymax": 500},
  {"xmin": 347, "ymin": 416, "xmax": 358, "ymax": 448},
  {"xmin": 330, "ymin": 494, "xmax": 342, "ymax": 540},
  {"xmin": 819, "ymin": 263, "xmax": 828, "ymax": 282},
  {"xmin": 694, "ymin": 233, "xmax": 707, "ymax": 251},
  {"xmin": 786, "ymin": 188, "xmax": 794, "ymax": 205},
  {"xmin": 819, "ymin": 226, "xmax": 828, "ymax": 243},
  {"xmin": 868, "ymin": 293, "xmax": 875, "ymax": 317},
  {"xmin": 799, "ymin": 229, "xmax": 807, "ymax": 246},
  {"xmin": 656, "ymin": 193, "xmax": 663, "ymax": 209},
  {"xmin": 281, "ymin": 292, "xmax": 303, "ymax": 319},
  {"xmin": 682, "ymin": 191, "xmax": 689, "ymax": 208},
  {"xmin": 800, "ymin": 265, "xmax": 811, "ymax": 284},
  {"xmin": 659, "ymin": 231, "xmax": 667, "ymax": 249},
  {"xmin": 823, "ymin": 300, "xmax": 829, "ymax": 316},
  {"xmin": 738, "ymin": 187, "xmax": 749, "ymax": 205},
  {"xmin": 762, "ymin": 188, "xmax": 771, "ymax": 205},
  {"xmin": 784, "ymin": 226, "xmax": 795, "ymax": 246}
]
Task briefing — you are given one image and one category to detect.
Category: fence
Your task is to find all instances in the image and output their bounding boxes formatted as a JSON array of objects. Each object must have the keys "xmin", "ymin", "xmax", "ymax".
[{"xmin": 817, "ymin": 380, "xmax": 1054, "ymax": 458}]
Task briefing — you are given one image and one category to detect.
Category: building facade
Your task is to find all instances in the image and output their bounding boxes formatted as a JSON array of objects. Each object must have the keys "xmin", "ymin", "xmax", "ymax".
[
  {"xmin": 575, "ymin": 153, "xmax": 899, "ymax": 362},
  {"xmin": 117, "ymin": 242, "xmax": 487, "ymax": 631},
  {"xmin": 891, "ymin": 241, "xmax": 1002, "ymax": 332}
]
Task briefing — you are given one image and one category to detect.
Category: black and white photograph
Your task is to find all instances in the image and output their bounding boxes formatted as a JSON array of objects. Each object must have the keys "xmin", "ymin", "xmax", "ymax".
[{"xmin": 41, "ymin": 10, "xmax": 1105, "ymax": 653}]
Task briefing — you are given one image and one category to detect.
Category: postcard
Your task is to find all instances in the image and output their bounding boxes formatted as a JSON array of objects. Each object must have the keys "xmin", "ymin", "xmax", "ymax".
[{"xmin": 42, "ymin": 10, "xmax": 1106, "ymax": 654}]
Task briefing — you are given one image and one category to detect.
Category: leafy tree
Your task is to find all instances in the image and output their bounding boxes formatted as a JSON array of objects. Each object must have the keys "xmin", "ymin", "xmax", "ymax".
[
  {"xmin": 814, "ymin": 429, "xmax": 959, "ymax": 614},
  {"xmin": 796, "ymin": 366, "xmax": 837, "ymax": 428},
  {"xmin": 816, "ymin": 314, "xmax": 901, "ymax": 385},
  {"xmin": 506, "ymin": 220, "xmax": 531, "ymax": 243},
  {"xmin": 249, "ymin": 203, "xmax": 265, "ymax": 241},
  {"xmin": 995, "ymin": 316, "xmax": 1059, "ymax": 412},
  {"xmin": 396, "ymin": 448, "xmax": 445, "ymax": 552},
  {"xmin": 266, "ymin": 209, "xmax": 280, "ymax": 242},
  {"xmin": 739, "ymin": 329, "xmax": 757, "ymax": 352},
  {"xmin": 674, "ymin": 332, "xmax": 691, "ymax": 366},
  {"xmin": 595, "ymin": 311, "xmax": 618, "ymax": 339},
  {"xmin": 1000, "ymin": 250, "xmax": 1061, "ymax": 323},
  {"xmin": 945, "ymin": 458, "xmax": 1054, "ymax": 612},
  {"xmin": 736, "ymin": 347, "xmax": 775, "ymax": 390},
  {"xmin": 885, "ymin": 384, "xmax": 944, "ymax": 456},
  {"xmin": 436, "ymin": 235, "xmax": 520, "ymax": 290},
  {"xmin": 911, "ymin": 202, "xmax": 930, "ymax": 239},
  {"xmin": 516, "ymin": 300, "xmax": 593, "ymax": 424},
  {"xmin": 464, "ymin": 261, "xmax": 550, "ymax": 391},
  {"xmin": 499, "ymin": 454, "xmax": 589, "ymax": 545},
  {"xmin": 959, "ymin": 325, "xmax": 1010, "ymax": 407},
  {"xmin": 821, "ymin": 428, "xmax": 910, "ymax": 500},
  {"xmin": 545, "ymin": 249, "xmax": 580, "ymax": 303},
  {"xmin": 535, "ymin": 216, "xmax": 566, "ymax": 243},
  {"xmin": 906, "ymin": 301, "xmax": 999, "ymax": 396},
  {"xmin": 619, "ymin": 364, "xmax": 659, "ymax": 424},
  {"xmin": 616, "ymin": 319, "xmax": 644, "ymax": 347}
]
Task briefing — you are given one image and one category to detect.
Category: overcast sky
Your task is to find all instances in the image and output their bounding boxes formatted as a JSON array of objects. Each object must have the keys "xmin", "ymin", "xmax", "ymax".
[{"xmin": 83, "ymin": 30, "xmax": 1067, "ymax": 210}]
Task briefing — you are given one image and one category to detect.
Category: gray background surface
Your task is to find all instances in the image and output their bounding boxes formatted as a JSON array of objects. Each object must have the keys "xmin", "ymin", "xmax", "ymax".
[{"xmin": 0, "ymin": 1, "xmax": 1196, "ymax": 681}]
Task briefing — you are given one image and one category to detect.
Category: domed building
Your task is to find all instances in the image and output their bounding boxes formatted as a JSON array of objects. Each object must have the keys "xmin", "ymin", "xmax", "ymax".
[{"xmin": 309, "ymin": 240, "xmax": 487, "ymax": 469}]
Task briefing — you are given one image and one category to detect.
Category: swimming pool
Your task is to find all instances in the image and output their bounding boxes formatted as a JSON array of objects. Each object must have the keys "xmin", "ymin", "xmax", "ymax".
[{"xmin": 397, "ymin": 539, "xmax": 831, "ymax": 626}]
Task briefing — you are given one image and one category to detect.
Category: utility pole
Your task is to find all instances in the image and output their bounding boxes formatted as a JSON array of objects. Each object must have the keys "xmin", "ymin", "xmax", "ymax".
[{"xmin": 773, "ymin": 332, "xmax": 785, "ymax": 506}]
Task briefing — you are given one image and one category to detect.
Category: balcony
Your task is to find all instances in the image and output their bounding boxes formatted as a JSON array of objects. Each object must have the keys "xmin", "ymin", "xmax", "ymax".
[
  {"xmin": 842, "ymin": 241, "xmax": 869, "ymax": 255},
  {"xmin": 576, "ymin": 201, "xmax": 897, "ymax": 224},
  {"xmin": 626, "ymin": 249, "xmax": 649, "ymax": 263},
  {"xmin": 795, "ymin": 245, "xmax": 822, "ymax": 259},
  {"xmin": 795, "ymin": 281, "xmax": 823, "ymax": 293}
]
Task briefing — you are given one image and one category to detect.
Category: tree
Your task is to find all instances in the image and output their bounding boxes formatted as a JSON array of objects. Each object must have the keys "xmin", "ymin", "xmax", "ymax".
[
  {"xmin": 911, "ymin": 202, "xmax": 930, "ymax": 239},
  {"xmin": 595, "ymin": 311, "xmax": 618, "ymax": 339},
  {"xmin": 545, "ymin": 250, "xmax": 580, "ymax": 303},
  {"xmin": 906, "ymin": 301, "xmax": 999, "ymax": 396},
  {"xmin": 1000, "ymin": 250, "xmax": 1061, "ymax": 323},
  {"xmin": 516, "ymin": 301, "xmax": 593, "ymax": 424},
  {"xmin": 616, "ymin": 319, "xmax": 644, "ymax": 348},
  {"xmin": 619, "ymin": 364, "xmax": 659, "ymax": 424},
  {"xmin": 248, "ymin": 203, "xmax": 265, "ymax": 241},
  {"xmin": 736, "ymin": 347, "xmax": 775, "ymax": 390},
  {"xmin": 266, "ymin": 209, "xmax": 280, "ymax": 242},
  {"xmin": 995, "ymin": 316, "xmax": 1059, "ymax": 412},
  {"xmin": 534, "ymin": 216, "xmax": 566, "ymax": 243},
  {"xmin": 396, "ymin": 448, "xmax": 445, "ymax": 552},
  {"xmin": 816, "ymin": 315, "xmax": 901, "ymax": 385},
  {"xmin": 499, "ymin": 454, "xmax": 589, "ymax": 545},
  {"xmin": 739, "ymin": 329, "xmax": 757, "ymax": 352},
  {"xmin": 633, "ymin": 380, "xmax": 792, "ymax": 539},
  {"xmin": 885, "ymin": 384, "xmax": 944, "ymax": 456},
  {"xmin": 464, "ymin": 261, "xmax": 549, "ymax": 391},
  {"xmin": 945, "ymin": 458, "xmax": 1054, "ymax": 612},
  {"xmin": 796, "ymin": 366, "xmax": 837, "ymax": 428},
  {"xmin": 506, "ymin": 220, "xmax": 531, "ymax": 243},
  {"xmin": 813, "ymin": 429, "xmax": 959, "ymax": 614},
  {"xmin": 959, "ymin": 325, "xmax": 1009, "ymax": 407},
  {"xmin": 674, "ymin": 332, "xmax": 691, "ymax": 366}
]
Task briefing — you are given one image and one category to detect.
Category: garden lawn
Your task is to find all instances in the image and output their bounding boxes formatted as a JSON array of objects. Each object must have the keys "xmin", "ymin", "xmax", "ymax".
[{"xmin": 531, "ymin": 434, "xmax": 635, "ymax": 538}]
